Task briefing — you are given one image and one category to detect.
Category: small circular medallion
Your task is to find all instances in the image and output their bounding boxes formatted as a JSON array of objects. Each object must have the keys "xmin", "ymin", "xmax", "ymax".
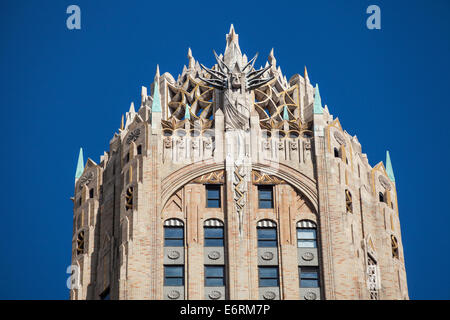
[
  {"xmin": 167, "ymin": 290, "xmax": 180, "ymax": 300},
  {"xmin": 261, "ymin": 252, "xmax": 274, "ymax": 261},
  {"xmin": 302, "ymin": 252, "xmax": 314, "ymax": 261},
  {"xmin": 263, "ymin": 291, "xmax": 276, "ymax": 300},
  {"xmin": 304, "ymin": 292, "xmax": 317, "ymax": 300},
  {"xmin": 167, "ymin": 250, "xmax": 180, "ymax": 260},
  {"xmin": 208, "ymin": 291, "xmax": 221, "ymax": 300},
  {"xmin": 208, "ymin": 251, "xmax": 221, "ymax": 260}
]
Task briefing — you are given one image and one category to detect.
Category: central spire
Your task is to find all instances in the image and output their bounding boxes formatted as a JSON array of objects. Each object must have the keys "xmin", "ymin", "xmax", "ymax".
[{"xmin": 224, "ymin": 24, "xmax": 243, "ymax": 69}]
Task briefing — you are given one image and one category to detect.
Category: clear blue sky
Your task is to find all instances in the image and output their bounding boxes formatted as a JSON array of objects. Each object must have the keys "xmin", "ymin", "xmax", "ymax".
[{"xmin": 0, "ymin": 0, "xmax": 449, "ymax": 300}]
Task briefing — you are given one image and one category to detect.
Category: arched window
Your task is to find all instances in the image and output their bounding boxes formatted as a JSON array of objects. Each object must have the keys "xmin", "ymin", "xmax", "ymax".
[
  {"xmin": 391, "ymin": 235, "xmax": 399, "ymax": 259},
  {"xmin": 379, "ymin": 192, "xmax": 385, "ymax": 203},
  {"xmin": 334, "ymin": 148, "xmax": 340, "ymax": 158},
  {"xmin": 76, "ymin": 230, "xmax": 85, "ymax": 255},
  {"xmin": 345, "ymin": 190, "xmax": 353, "ymax": 213},
  {"xmin": 164, "ymin": 219, "xmax": 184, "ymax": 247},
  {"xmin": 204, "ymin": 219, "xmax": 224, "ymax": 247},
  {"xmin": 296, "ymin": 220, "xmax": 317, "ymax": 248},
  {"xmin": 257, "ymin": 220, "xmax": 277, "ymax": 247}
]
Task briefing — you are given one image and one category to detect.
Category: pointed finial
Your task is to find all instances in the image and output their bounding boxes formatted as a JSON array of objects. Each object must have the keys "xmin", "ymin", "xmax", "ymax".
[
  {"xmin": 75, "ymin": 148, "xmax": 84, "ymax": 180},
  {"xmin": 283, "ymin": 106, "xmax": 289, "ymax": 120},
  {"xmin": 268, "ymin": 48, "xmax": 276, "ymax": 67},
  {"xmin": 304, "ymin": 66, "xmax": 310, "ymax": 83},
  {"xmin": 386, "ymin": 150, "xmax": 396, "ymax": 182},
  {"xmin": 120, "ymin": 114, "xmax": 124, "ymax": 130},
  {"xmin": 154, "ymin": 64, "xmax": 160, "ymax": 80},
  {"xmin": 152, "ymin": 79, "xmax": 162, "ymax": 113},
  {"xmin": 129, "ymin": 102, "xmax": 135, "ymax": 114},
  {"xmin": 313, "ymin": 84, "xmax": 323, "ymax": 114},
  {"xmin": 187, "ymin": 48, "xmax": 194, "ymax": 68},
  {"xmin": 184, "ymin": 104, "xmax": 191, "ymax": 120}
]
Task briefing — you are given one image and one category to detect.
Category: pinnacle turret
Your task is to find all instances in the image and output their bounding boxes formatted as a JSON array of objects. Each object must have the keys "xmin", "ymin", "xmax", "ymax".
[
  {"xmin": 386, "ymin": 150, "xmax": 396, "ymax": 182},
  {"xmin": 75, "ymin": 147, "xmax": 84, "ymax": 180}
]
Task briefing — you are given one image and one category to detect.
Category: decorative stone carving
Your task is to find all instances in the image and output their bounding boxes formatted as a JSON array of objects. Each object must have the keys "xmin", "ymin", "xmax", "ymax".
[
  {"xmin": 378, "ymin": 175, "xmax": 392, "ymax": 191},
  {"xmin": 304, "ymin": 140, "xmax": 311, "ymax": 150},
  {"xmin": 167, "ymin": 250, "xmax": 180, "ymax": 260},
  {"xmin": 263, "ymin": 291, "xmax": 276, "ymax": 300},
  {"xmin": 252, "ymin": 170, "xmax": 285, "ymax": 185},
  {"xmin": 167, "ymin": 290, "xmax": 181, "ymax": 300},
  {"xmin": 164, "ymin": 137, "xmax": 172, "ymax": 148},
  {"xmin": 263, "ymin": 141, "xmax": 271, "ymax": 150},
  {"xmin": 208, "ymin": 251, "xmax": 221, "ymax": 260},
  {"xmin": 79, "ymin": 172, "xmax": 94, "ymax": 189},
  {"xmin": 261, "ymin": 251, "xmax": 274, "ymax": 261},
  {"xmin": 304, "ymin": 292, "xmax": 317, "ymax": 300},
  {"xmin": 208, "ymin": 291, "xmax": 222, "ymax": 300},
  {"xmin": 278, "ymin": 142, "xmax": 284, "ymax": 150},
  {"xmin": 192, "ymin": 140, "xmax": 199, "ymax": 150},
  {"xmin": 301, "ymin": 252, "xmax": 314, "ymax": 261},
  {"xmin": 193, "ymin": 170, "xmax": 224, "ymax": 184},
  {"xmin": 204, "ymin": 140, "xmax": 212, "ymax": 149},
  {"xmin": 333, "ymin": 131, "xmax": 346, "ymax": 146},
  {"xmin": 126, "ymin": 129, "xmax": 141, "ymax": 144},
  {"xmin": 290, "ymin": 141, "xmax": 298, "ymax": 150},
  {"xmin": 177, "ymin": 137, "xmax": 185, "ymax": 149}
]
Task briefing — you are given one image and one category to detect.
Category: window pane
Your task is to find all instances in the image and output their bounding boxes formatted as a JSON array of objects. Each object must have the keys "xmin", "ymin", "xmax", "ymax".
[
  {"xmin": 302, "ymin": 271, "xmax": 318, "ymax": 279},
  {"xmin": 165, "ymin": 277, "xmax": 184, "ymax": 286},
  {"xmin": 205, "ymin": 227, "xmax": 223, "ymax": 238},
  {"xmin": 300, "ymin": 279, "xmax": 319, "ymax": 288},
  {"xmin": 205, "ymin": 239, "xmax": 224, "ymax": 247},
  {"xmin": 205, "ymin": 278, "xmax": 225, "ymax": 287},
  {"xmin": 258, "ymin": 228, "xmax": 276, "ymax": 240},
  {"xmin": 259, "ymin": 190, "xmax": 273, "ymax": 200},
  {"xmin": 164, "ymin": 239, "xmax": 184, "ymax": 247},
  {"xmin": 259, "ymin": 267, "xmax": 278, "ymax": 278},
  {"xmin": 207, "ymin": 188, "xmax": 220, "ymax": 199},
  {"xmin": 259, "ymin": 278, "xmax": 279, "ymax": 287},
  {"xmin": 205, "ymin": 266, "xmax": 224, "ymax": 277},
  {"xmin": 259, "ymin": 199, "xmax": 273, "ymax": 209},
  {"xmin": 298, "ymin": 229, "xmax": 316, "ymax": 240},
  {"xmin": 165, "ymin": 266, "xmax": 183, "ymax": 277},
  {"xmin": 165, "ymin": 227, "xmax": 184, "ymax": 238},
  {"xmin": 297, "ymin": 239, "xmax": 316, "ymax": 248},
  {"xmin": 207, "ymin": 199, "xmax": 220, "ymax": 208}
]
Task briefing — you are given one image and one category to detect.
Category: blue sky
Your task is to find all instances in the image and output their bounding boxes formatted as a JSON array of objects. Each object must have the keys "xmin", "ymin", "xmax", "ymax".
[{"xmin": 0, "ymin": 0, "xmax": 449, "ymax": 299}]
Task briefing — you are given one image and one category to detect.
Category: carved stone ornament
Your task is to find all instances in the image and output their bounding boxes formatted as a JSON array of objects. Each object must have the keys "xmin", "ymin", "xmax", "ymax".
[
  {"xmin": 290, "ymin": 141, "xmax": 298, "ymax": 150},
  {"xmin": 167, "ymin": 290, "xmax": 181, "ymax": 300},
  {"xmin": 79, "ymin": 172, "xmax": 94, "ymax": 189},
  {"xmin": 252, "ymin": 170, "xmax": 285, "ymax": 185},
  {"xmin": 126, "ymin": 128, "xmax": 141, "ymax": 144},
  {"xmin": 378, "ymin": 175, "xmax": 392, "ymax": 191},
  {"xmin": 263, "ymin": 141, "xmax": 271, "ymax": 150},
  {"xmin": 278, "ymin": 142, "xmax": 284, "ymax": 150},
  {"xmin": 192, "ymin": 140, "xmax": 199, "ymax": 149},
  {"xmin": 208, "ymin": 251, "xmax": 221, "ymax": 260},
  {"xmin": 301, "ymin": 252, "xmax": 314, "ymax": 261},
  {"xmin": 333, "ymin": 131, "xmax": 346, "ymax": 146},
  {"xmin": 304, "ymin": 292, "xmax": 317, "ymax": 300},
  {"xmin": 261, "ymin": 251, "xmax": 274, "ymax": 261},
  {"xmin": 263, "ymin": 291, "xmax": 276, "ymax": 300},
  {"xmin": 193, "ymin": 170, "xmax": 225, "ymax": 184},
  {"xmin": 164, "ymin": 137, "xmax": 172, "ymax": 148},
  {"xmin": 167, "ymin": 250, "xmax": 180, "ymax": 260},
  {"xmin": 208, "ymin": 291, "xmax": 222, "ymax": 300},
  {"xmin": 177, "ymin": 137, "xmax": 185, "ymax": 149},
  {"xmin": 204, "ymin": 140, "xmax": 212, "ymax": 149},
  {"xmin": 304, "ymin": 140, "xmax": 311, "ymax": 150}
]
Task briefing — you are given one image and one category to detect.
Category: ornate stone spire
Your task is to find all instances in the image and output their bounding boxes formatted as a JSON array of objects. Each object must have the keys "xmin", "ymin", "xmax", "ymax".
[
  {"xmin": 75, "ymin": 147, "xmax": 84, "ymax": 180},
  {"xmin": 304, "ymin": 66, "xmax": 310, "ymax": 83},
  {"xmin": 224, "ymin": 24, "xmax": 243, "ymax": 69},
  {"xmin": 152, "ymin": 65, "xmax": 162, "ymax": 112},
  {"xmin": 313, "ymin": 84, "xmax": 323, "ymax": 114},
  {"xmin": 386, "ymin": 150, "xmax": 396, "ymax": 182}
]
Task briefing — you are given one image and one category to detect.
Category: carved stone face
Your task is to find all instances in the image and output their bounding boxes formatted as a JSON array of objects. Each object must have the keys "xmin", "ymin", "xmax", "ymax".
[{"xmin": 231, "ymin": 73, "xmax": 241, "ymax": 89}]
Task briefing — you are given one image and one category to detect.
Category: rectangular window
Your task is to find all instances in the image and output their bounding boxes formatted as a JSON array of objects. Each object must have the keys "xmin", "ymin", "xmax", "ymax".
[
  {"xmin": 164, "ymin": 265, "xmax": 184, "ymax": 286},
  {"xmin": 89, "ymin": 188, "xmax": 94, "ymax": 199},
  {"xmin": 204, "ymin": 227, "xmax": 224, "ymax": 247},
  {"xmin": 299, "ymin": 267, "xmax": 320, "ymax": 288},
  {"xmin": 297, "ymin": 228, "xmax": 317, "ymax": 248},
  {"xmin": 257, "ymin": 228, "xmax": 277, "ymax": 247},
  {"xmin": 258, "ymin": 266, "xmax": 279, "ymax": 287},
  {"xmin": 258, "ymin": 185, "xmax": 274, "ymax": 209},
  {"xmin": 205, "ymin": 265, "xmax": 225, "ymax": 287},
  {"xmin": 137, "ymin": 145, "xmax": 142, "ymax": 155},
  {"xmin": 206, "ymin": 185, "xmax": 221, "ymax": 208},
  {"xmin": 164, "ymin": 226, "xmax": 184, "ymax": 247}
]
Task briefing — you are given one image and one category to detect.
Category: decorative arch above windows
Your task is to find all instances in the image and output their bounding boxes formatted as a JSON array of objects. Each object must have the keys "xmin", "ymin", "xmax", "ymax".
[
  {"xmin": 164, "ymin": 218, "xmax": 184, "ymax": 227},
  {"xmin": 204, "ymin": 218, "xmax": 224, "ymax": 227},
  {"xmin": 257, "ymin": 219, "xmax": 277, "ymax": 228}
]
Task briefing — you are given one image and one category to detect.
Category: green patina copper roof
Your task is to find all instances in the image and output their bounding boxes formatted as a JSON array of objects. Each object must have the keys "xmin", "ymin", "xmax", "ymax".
[
  {"xmin": 313, "ymin": 84, "xmax": 323, "ymax": 114},
  {"xmin": 152, "ymin": 81, "xmax": 162, "ymax": 112},
  {"xmin": 283, "ymin": 105, "xmax": 289, "ymax": 120},
  {"xmin": 386, "ymin": 150, "xmax": 396, "ymax": 182},
  {"xmin": 75, "ymin": 147, "xmax": 84, "ymax": 179}
]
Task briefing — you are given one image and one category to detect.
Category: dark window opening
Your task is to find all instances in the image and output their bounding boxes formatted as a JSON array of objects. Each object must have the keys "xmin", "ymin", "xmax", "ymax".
[
  {"xmin": 164, "ymin": 226, "xmax": 184, "ymax": 247},
  {"xmin": 205, "ymin": 265, "xmax": 225, "ymax": 287},
  {"xmin": 258, "ymin": 266, "xmax": 279, "ymax": 287},
  {"xmin": 299, "ymin": 267, "xmax": 320, "ymax": 288},
  {"xmin": 137, "ymin": 145, "xmax": 142, "ymax": 155},
  {"xmin": 258, "ymin": 185, "xmax": 274, "ymax": 209},
  {"xmin": 206, "ymin": 185, "xmax": 221, "ymax": 208},
  {"xmin": 100, "ymin": 287, "xmax": 110, "ymax": 300},
  {"xmin": 164, "ymin": 265, "xmax": 184, "ymax": 286},
  {"xmin": 257, "ymin": 227, "xmax": 277, "ymax": 247},
  {"xmin": 334, "ymin": 148, "xmax": 340, "ymax": 158},
  {"xmin": 204, "ymin": 226, "xmax": 224, "ymax": 247},
  {"xmin": 379, "ymin": 192, "xmax": 385, "ymax": 203},
  {"xmin": 89, "ymin": 188, "xmax": 94, "ymax": 199}
]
